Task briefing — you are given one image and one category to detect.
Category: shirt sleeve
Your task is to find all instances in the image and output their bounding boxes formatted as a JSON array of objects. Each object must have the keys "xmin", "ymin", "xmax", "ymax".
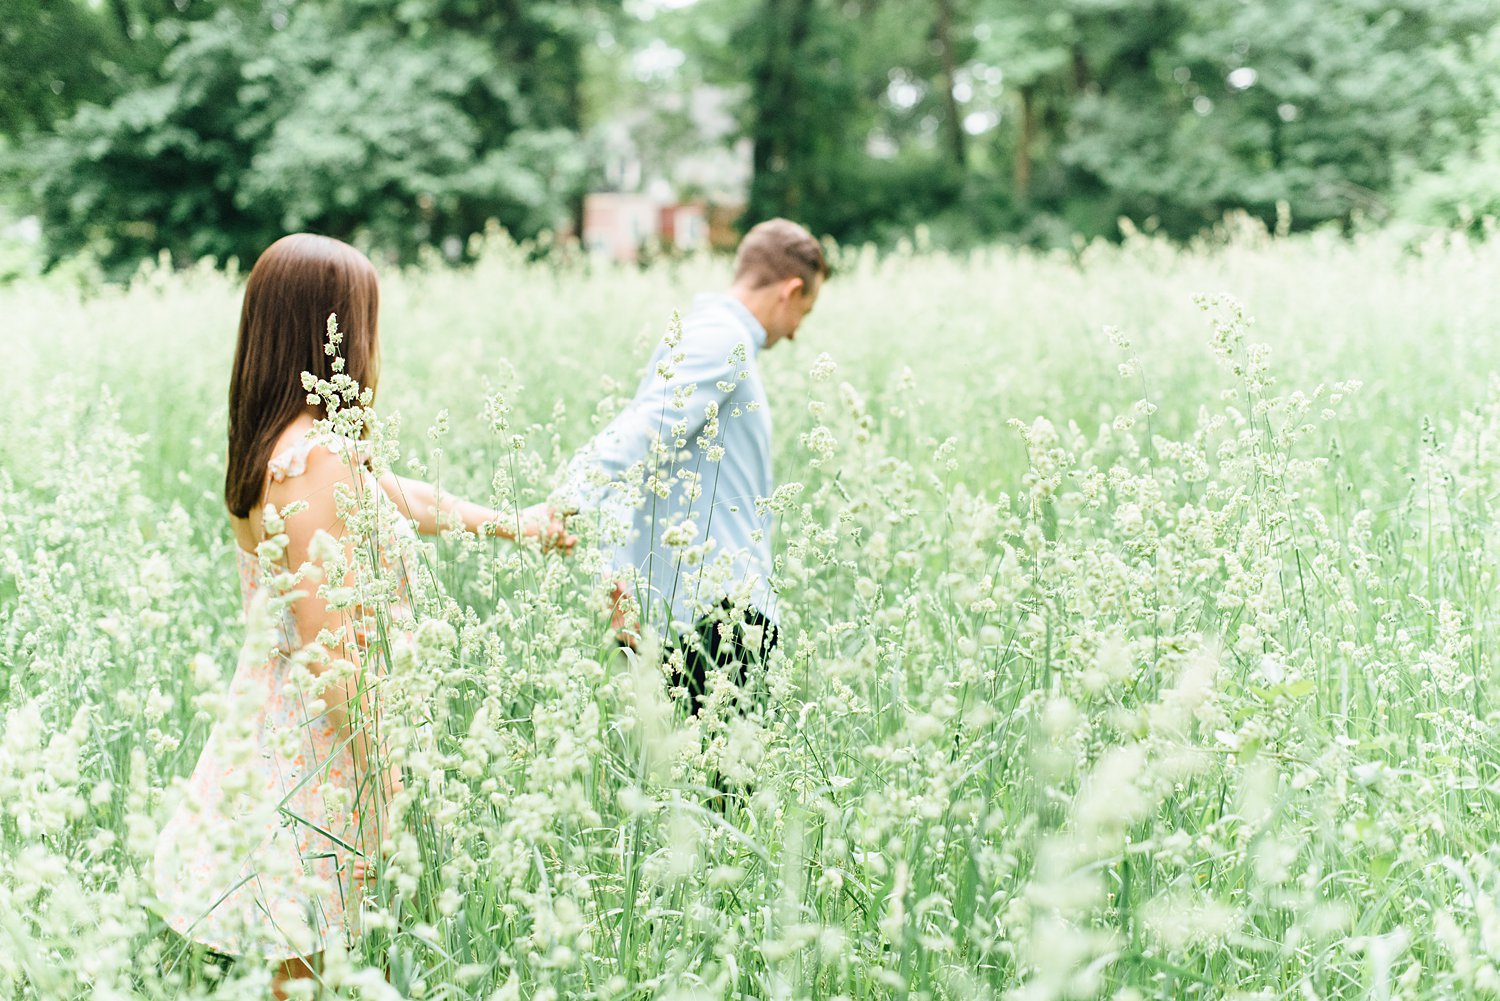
[{"xmin": 555, "ymin": 315, "xmax": 748, "ymax": 525}]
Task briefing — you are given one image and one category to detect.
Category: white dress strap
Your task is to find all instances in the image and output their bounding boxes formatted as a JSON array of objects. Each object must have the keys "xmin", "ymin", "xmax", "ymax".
[
  {"xmin": 266, "ymin": 432, "xmax": 368, "ymax": 484},
  {"xmin": 266, "ymin": 436, "xmax": 316, "ymax": 483}
]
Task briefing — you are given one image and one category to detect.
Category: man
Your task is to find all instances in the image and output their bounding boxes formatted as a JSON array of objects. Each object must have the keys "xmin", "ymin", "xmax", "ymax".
[{"xmin": 555, "ymin": 218, "xmax": 827, "ymax": 715}]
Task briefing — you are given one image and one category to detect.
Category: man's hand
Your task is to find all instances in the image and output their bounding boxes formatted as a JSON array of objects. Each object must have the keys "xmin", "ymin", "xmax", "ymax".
[{"xmin": 610, "ymin": 578, "xmax": 640, "ymax": 650}]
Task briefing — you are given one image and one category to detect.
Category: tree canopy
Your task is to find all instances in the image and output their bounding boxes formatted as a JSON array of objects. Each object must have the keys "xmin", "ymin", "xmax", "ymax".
[
  {"xmin": 7, "ymin": 0, "xmax": 613, "ymax": 274},
  {"xmin": 5, "ymin": 0, "xmax": 1499, "ymax": 275}
]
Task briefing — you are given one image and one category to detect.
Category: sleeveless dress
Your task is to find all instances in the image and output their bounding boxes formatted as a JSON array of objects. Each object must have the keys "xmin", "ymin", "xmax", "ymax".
[{"xmin": 152, "ymin": 434, "xmax": 419, "ymax": 961}]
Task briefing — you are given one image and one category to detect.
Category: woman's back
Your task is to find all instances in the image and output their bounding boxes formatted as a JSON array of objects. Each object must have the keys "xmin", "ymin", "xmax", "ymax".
[{"xmin": 153, "ymin": 422, "xmax": 416, "ymax": 961}]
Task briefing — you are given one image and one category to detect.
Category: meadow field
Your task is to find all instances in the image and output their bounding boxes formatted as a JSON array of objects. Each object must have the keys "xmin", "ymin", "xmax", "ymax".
[{"xmin": 6, "ymin": 223, "xmax": 1500, "ymax": 999}]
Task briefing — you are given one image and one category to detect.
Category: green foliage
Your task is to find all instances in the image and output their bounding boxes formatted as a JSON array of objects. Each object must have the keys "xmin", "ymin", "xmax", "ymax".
[
  {"xmin": 1393, "ymin": 22, "xmax": 1500, "ymax": 230},
  {"xmin": 1068, "ymin": 0, "xmax": 1499, "ymax": 229},
  {"xmin": 697, "ymin": 0, "xmax": 995, "ymax": 243},
  {"xmin": 10, "ymin": 0, "xmax": 1500, "ymax": 268},
  {"xmin": 975, "ymin": 0, "xmax": 1500, "ymax": 235},
  {"xmin": 0, "ymin": 0, "xmax": 127, "ymax": 137},
  {"xmin": 1397, "ymin": 134, "xmax": 1500, "ymax": 231},
  {"xmin": 736, "ymin": 0, "xmax": 861, "ymax": 233},
  {"xmin": 13, "ymin": 0, "xmax": 612, "ymax": 276}
]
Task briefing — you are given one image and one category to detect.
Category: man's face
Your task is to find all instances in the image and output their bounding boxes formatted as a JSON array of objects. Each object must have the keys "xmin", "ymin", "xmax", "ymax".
[{"xmin": 765, "ymin": 275, "xmax": 821, "ymax": 349}]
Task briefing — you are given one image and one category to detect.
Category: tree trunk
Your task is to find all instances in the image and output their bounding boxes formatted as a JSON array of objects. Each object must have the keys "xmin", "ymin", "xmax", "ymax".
[
  {"xmin": 748, "ymin": 0, "xmax": 814, "ymax": 222},
  {"xmin": 562, "ymin": 31, "xmax": 587, "ymax": 240},
  {"xmin": 747, "ymin": 0, "xmax": 781, "ymax": 221},
  {"xmin": 1014, "ymin": 85, "xmax": 1035, "ymax": 203},
  {"xmin": 108, "ymin": 0, "xmax": 133, "ymax": 40},
  {"xmin": 1072, "ymin": 45, "xmax": 1090, "ymax": 92},
  {"xmin": 934, "ymin": 0, "xmax": 967, "ymax": 167}
]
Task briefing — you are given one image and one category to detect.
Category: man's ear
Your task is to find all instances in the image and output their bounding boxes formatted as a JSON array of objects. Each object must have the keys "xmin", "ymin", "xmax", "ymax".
[{"xmin": 783, "ymin": 276, "xmax": 806, "ymax": 301}]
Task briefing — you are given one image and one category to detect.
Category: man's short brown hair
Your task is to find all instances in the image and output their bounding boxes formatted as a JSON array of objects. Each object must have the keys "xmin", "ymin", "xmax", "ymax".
[{"xmin": 733, "ymin": 218, "xmax": 828, "ymax": 290}]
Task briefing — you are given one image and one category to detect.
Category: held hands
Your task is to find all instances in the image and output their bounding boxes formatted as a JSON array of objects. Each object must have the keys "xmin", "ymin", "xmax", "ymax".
[
  {"xmin": 522, "ymin": 502, "xmax": 577, "ymax": 553},
  {"xmin": 484, "ymin": 503, "xmax": 577, "ymax": 554}
]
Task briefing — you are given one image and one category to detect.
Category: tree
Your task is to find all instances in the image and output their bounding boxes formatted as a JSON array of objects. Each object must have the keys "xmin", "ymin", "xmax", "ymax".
[
  {"xmin": 13, "ymin": 0, "xmax": 617, "ymax": 275},
  {"xmin": 0, "ymin": 0, "xmax": 124, "ymax": 138},
  {"xmin": 14, "ymin": 0, "xmax": 1500, "ymax": 267},
  {"xmin": 1395, "ymin": 20, "xmax": 1500, "ymax": 228},
  {"xmin": 1061, "ymin": 0, "xmax": 1500, "ymax": 231},
  {"xmin": 679, "ymin": 0, "xmax": 990, "ymax": 242},
  {"xmin": 737, "ymin": 0, "xmax": 861, "ymax": 234},
  {"xmin": 932, "ymin": 0, "xmax": 977, "ymax": 170}
]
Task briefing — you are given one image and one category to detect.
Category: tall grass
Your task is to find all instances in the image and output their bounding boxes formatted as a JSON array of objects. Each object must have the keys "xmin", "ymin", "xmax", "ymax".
[{"xmin": 4, "ymin": 222, "xmax": 1500, "ymax": 998}]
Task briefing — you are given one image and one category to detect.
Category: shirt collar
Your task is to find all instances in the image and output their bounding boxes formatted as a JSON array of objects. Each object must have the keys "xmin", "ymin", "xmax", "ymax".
[{"xmin": 694, "ymin": 292, "xmax": 767, "ymax": 352}]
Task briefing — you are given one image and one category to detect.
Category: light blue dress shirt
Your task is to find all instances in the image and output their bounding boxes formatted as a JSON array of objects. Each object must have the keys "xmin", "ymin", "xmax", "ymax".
[{"xmin": 558, "ymin": 292, "xmax": 777, "ymax": 635}]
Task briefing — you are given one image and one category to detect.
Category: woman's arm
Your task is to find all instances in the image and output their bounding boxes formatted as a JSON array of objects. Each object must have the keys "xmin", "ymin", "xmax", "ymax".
[
  {"xmin": 376, "ymin": 472, "xmax": 493, "ymax": 536},
  {"xmin": 267, "ymin": 446, "xmax": 400, "ymax": 861},
  {"xmin": 378, "ymin": 472, "xmax": 574, "ymax": 550}
]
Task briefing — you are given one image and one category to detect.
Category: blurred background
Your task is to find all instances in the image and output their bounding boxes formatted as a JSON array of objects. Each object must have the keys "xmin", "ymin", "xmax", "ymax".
[{"xmin": 3, "ymin": 0, "xmax": 1499, "ymax": 281}]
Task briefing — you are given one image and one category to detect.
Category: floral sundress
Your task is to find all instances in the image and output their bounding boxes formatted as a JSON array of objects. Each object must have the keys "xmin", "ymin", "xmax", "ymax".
[{"xmin": 152, "ymin": 433, "xmax": 418, "ymax": 960}]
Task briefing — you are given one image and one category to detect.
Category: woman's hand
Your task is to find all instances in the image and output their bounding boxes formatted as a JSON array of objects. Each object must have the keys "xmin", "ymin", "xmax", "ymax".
[{"xmin": 500, "ymin": 502, "xmax": 576, "ymax": 554}]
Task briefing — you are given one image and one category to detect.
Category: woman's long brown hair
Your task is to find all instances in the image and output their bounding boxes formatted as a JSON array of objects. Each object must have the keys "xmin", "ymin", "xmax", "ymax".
[{"xmin": 225, "ymin": 234, "xmax": 381, "ymax": 518}]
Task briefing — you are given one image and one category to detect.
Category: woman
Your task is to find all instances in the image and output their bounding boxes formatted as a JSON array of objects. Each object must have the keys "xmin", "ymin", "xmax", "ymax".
[{"xmin": 152, "ymin": 234, "xmax": 569, "ymax": 996}]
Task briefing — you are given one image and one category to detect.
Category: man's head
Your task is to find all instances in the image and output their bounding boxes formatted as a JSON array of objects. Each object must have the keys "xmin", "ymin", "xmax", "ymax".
[{"xmin": 730, "ymin": 218, "xmax": 828, "ymax": 349}]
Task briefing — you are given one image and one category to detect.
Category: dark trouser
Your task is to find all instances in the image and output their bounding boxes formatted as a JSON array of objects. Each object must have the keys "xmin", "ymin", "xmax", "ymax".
[{"xmin": 672, "ymin": 599, "xmax": 778, "ymax": 717}]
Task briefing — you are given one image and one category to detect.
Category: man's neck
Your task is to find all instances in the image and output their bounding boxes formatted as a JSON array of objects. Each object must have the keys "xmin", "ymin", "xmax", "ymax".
[{"xmin": 729, "ymin": 281, "xmax": 776, "ymax": 334}]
